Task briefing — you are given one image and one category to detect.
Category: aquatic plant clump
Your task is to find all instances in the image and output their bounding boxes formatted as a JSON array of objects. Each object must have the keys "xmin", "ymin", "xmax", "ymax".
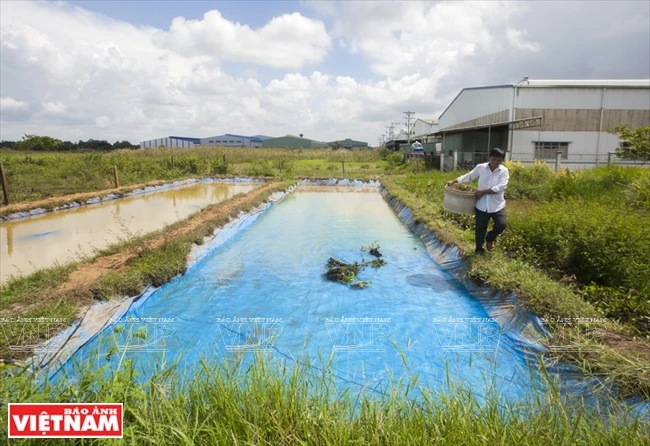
[
  {"xmin": 325, "ymin": 242, "xmax": 388, "ymax": 289},
  {"xmin": 326, "ymin": 257, "xmax": 362, "ymax": 284},
  {"xmin": 362, "ymin": 241, "xmax": 383, "ymax": 258}
]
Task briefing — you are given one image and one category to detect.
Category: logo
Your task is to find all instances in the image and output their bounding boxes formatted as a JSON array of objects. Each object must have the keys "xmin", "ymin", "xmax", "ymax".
[
  {"xmin": 325, "ymin": 317, "xmax": 391, "ymax": 352},
  {"xmin": 8, "ymin": 404, "xmax": 123, "ymax": 438},
  {"xmin": 216, "ymin": 317, "xmax": 283, "ymax": 353},
  {"xmin": 431, "ymin": 317, "xmax": 501, "ymax": 352}
]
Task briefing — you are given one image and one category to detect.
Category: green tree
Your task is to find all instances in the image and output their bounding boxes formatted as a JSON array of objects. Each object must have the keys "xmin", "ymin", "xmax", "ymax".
[
  {"xmin": 15, "ymin": 134, "xmax": 63, "ymax": 151},
  {"xmin": 607, "ymin": 124, "xmax": 650, "ymax": 161},
  {"xmin": 113, "ymin": 140, "xmax": 138, "ymax": 149}
]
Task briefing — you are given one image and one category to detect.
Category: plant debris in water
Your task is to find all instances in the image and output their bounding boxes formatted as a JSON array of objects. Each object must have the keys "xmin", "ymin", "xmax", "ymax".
[
  {"xmin": 364, "ymin": 258, "xmax": 387, "ymax": 268},
  {"xmin": 350, "ymin": 281, "xmax": 371, "ymax": 289},
  {"xmin": 326, "ymin": 257, "xmax": 361, "ymax": 284},
  {"xmin": 325, "ymin": 242, "xmax": 389, "ymax": 289},
  {"xmin": 362, "ymin": 241, "xmax": 383, "ymax": 258}
]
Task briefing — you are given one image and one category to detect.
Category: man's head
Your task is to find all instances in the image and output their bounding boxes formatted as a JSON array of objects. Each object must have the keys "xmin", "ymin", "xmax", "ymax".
[{"xmin": 488, "ymin": 148, "xmax": 505, "ymax": 168}]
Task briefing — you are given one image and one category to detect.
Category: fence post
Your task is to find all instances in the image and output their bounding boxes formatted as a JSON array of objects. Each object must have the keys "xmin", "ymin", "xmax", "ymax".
[
  {"xmin": 171, "ymin": 156, "xmax": 175, "ymax": 169},
  {"xmin": 607, "ymin": 152, "xmax": 613, "ymax": 165},
  {"xmin": 453, "ymin": 150, "xmax": 459, "ymax": 170},
  {"xmin": 440, "ymin": 153, "xmax": 445, "ymax": 172},
  {"xmin": 341, "ymin": 161, "xmax": 345, "ymax": 175},
  {"xmin": 555, "ymin": 151, "xmax": 562, "ymax": 172},
  {"xmin": 113, "ymin": 166, "xmax": 119, "ymax": 188},
  {"xmin": 0, "ymin": 162, "xmax": 10, "ymax": 205}
]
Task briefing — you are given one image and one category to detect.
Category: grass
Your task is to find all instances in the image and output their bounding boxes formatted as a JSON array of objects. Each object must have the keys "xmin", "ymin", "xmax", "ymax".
[
  {"xmin": 1, "ymin": 352, "xmax": 649, "ymax": 444},
  {"xmin": 0, "ymin": 148, "xmax": 388, "ymax": 204}
]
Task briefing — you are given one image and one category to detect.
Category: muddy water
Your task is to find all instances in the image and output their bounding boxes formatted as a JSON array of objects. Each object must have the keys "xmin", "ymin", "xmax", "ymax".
[{"xmin": 0, "ymin": 182, "xmax": 258, "ymax": 282}]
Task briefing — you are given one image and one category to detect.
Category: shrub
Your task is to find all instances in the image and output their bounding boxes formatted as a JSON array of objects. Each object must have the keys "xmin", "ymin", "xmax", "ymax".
[
  {"xmin": 386, "ymin": 152, "xmax": 404, "ymax": 167},
  {"xmin": 502, "ymin": 200, "xmax": 650, "ymax": 295}
]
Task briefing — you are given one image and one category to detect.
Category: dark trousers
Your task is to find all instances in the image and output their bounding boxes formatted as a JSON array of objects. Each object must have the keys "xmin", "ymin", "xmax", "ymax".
[{"xmin": 475, "ymin": 207, "xmax": 507, "ymax": 252}]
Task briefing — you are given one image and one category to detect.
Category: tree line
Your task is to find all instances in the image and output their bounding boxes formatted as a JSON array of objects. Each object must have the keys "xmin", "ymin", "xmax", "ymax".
[{"xmin": 0, "ymin": 134, "xmax": 140, "ymax": 151}]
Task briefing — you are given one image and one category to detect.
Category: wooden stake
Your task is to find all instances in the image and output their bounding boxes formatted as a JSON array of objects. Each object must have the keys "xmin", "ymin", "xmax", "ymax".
[
  {"xmin": 0, "ymin": 163, "xmax": 10, "ymax": 205},
  {"xmin": 113, "ymin": 166, "xmax": 119, "ymax": 188}
]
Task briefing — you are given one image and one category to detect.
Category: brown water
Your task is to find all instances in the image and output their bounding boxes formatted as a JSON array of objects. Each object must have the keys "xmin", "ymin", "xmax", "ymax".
[{"xmin": 0, "ymin": 182, "xmax": 259, "ymax": 282}]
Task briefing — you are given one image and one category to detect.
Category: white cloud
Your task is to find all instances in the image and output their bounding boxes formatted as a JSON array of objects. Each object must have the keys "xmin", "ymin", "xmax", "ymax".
[
  {"xmin": 1, "ymin": 97, "xmax": 27, "ymax": 110},
  {"xmin": 0, "ymin": 1, "xmax": 648, "ymax": 145},
  {"xmin": 155, "ymin": 10, "xmax": 331, "ymax": 69},
  {"xmin": 331, "ymin": 1, "xmax": 522, "ymax": 78},
  {"xmin": 506, "ymin": 28, "xmax": 540, "ymax": 52},
  {"xmin": 42, "ymin": 101, "xmax": 66, "ymax": 114}
]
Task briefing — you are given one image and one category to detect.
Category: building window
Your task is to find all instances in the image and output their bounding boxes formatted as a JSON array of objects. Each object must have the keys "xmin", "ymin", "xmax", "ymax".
[
  {"xmin": 229, "ymin": 140, "xmax": 235, "ymax": 143},
  {"xmin": 534, "ymin": 141, "xmax": 569, "ymax": 159},
  {"xmin": 209, "ymin": 140, "xmax": 214, "ymax": 143}
]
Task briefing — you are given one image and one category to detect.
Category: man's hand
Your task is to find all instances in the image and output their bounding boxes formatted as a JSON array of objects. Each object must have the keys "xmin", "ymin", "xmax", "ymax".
[
  {"xmin": 475, "ymin": 189, "xmax": 493, "ymax": 198},
  {"xmin": 446, "ymin": 180, "xmax": 457, "ymax": 187}
]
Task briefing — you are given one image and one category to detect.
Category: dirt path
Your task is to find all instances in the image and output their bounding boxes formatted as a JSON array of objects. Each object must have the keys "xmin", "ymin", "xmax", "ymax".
[{"xmin": 58, "ymin": 182, "xmax": 280, "ymax": 293}]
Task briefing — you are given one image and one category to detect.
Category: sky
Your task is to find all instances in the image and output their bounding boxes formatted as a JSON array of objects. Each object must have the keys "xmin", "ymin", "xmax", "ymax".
[{"xmin": 1, "ymin": 1, "xmax": 649, "ymax": 145}]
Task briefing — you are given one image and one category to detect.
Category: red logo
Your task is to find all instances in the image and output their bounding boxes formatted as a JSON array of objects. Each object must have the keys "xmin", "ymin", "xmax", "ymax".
[{"xmin": 8, "ymin": 403, "xmax": 123, "ymax": 438}]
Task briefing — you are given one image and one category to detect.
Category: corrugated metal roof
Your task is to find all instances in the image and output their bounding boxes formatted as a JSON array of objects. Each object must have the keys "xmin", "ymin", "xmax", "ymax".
[
  {"xmin": 225, "ymin": 133, "xmax": 262, "ymax": 141},
  {"xmin": 169, "ymin": 136, "xmax": 201, "ymax": 143},
  {"xmin": 521, "ymin": 79, "xmax": 650, "ymax": 88}
]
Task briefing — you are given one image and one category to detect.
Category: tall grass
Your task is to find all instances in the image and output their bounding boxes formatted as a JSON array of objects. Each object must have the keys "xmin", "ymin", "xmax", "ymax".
[
  {"xmin": 1, "ymin": 352, "xmax": 648, "ymax": 445},
  {"xmin": 0, "ymin": 148, "xmax": 386, "ymax": 203}
]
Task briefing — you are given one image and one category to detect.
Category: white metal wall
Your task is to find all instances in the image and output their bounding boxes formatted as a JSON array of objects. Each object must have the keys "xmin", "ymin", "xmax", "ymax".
[
  {"xmin": 412, "ymin": 120, "xmax": 438, "ymax": 138},
  {"xmin": 139, "ymin": 138, "xmax": 196, "ymax": 148},
  {"xmin": 512, "ymin": 130, "xmax": 622, "ymax": 161},
  {"xmin": 439, "ymin": 87, "xmax": 512, "ymax": 130},
  {"xmin": 516, "ymin": 87, "xmax": 650, "ymax": 110}
]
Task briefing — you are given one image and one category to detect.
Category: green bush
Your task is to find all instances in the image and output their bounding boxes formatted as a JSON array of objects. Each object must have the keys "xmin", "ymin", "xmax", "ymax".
[
  {"xmin": 502, "ymin": 200, "xmax": 650, "ymax": 296},
  {"xmin": 386, "ymin": 152, "xmax": 404, "ymax": 167}
]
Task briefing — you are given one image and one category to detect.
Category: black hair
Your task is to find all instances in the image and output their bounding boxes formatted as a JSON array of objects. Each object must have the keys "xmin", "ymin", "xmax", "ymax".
[{"xmin": 489, "ymin": 148, "xmax": 505, "ymax": 158}]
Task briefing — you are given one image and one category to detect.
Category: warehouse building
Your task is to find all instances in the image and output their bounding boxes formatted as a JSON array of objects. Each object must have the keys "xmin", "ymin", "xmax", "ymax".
[
  {"xmin": 328, "ymin": 138, "xmax": 369, "ymax": 149},
  {"xmin": 262, "ymin": 135, "xmax": 330, "ymax": 149},
  {"xmin": 200, "ymin": 134, "xmax": 263, "ymax": 148},
  {"xmin": 139, "ymin": 136, "xmax": 200, "ymax": 148},
  {"xmin": 437, "ymin": 79, "xmax": 650, "ymax": 167},
  {"xmin": 411, "ymin": 118, "xmax": 439, "ymax": 142},
  {"xmin": 140, "ymin": 134, "xmax": 273, "ymax": 149}
]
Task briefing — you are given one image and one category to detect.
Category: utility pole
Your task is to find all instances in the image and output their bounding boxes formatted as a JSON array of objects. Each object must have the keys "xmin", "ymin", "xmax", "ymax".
[{"xmin": 403, "ymin": 111, "xmax": 415, "ymax": 144}]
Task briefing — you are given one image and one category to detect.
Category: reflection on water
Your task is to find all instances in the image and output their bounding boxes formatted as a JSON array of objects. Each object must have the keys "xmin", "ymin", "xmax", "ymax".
[{"xmin": 0, "ymin": 183, "xmax": 258, "ymax": 282}]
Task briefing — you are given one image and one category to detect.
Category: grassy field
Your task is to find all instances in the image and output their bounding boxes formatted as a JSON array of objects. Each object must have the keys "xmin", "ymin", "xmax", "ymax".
[
  {"xmin": 1, "ymin": 148, "xmax": 649, "ymax": 440},
  {"xmin": 0, "ymin": 148, "xmax": 390, "ymax": 203},
  {"xmin": 2, "ymin": 353, "xmax": 648, "ymax": 444}
]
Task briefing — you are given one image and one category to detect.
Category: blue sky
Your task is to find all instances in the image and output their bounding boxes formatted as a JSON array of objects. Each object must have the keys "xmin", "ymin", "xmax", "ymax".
[{"xmin": 1, "ymin": 1, "xmax": 649, "ymax": 144}]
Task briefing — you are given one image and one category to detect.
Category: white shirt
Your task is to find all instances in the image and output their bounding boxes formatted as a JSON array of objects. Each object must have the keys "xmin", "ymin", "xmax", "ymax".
[{"xmin": 456, "ymin": 162, "xmax": 509, "ymax": 213}]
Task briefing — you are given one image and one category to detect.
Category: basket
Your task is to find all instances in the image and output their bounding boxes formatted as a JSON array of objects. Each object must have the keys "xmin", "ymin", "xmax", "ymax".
[{"xmin": 443, "ymin": 184, "xmax": 477, "ymax": 215}]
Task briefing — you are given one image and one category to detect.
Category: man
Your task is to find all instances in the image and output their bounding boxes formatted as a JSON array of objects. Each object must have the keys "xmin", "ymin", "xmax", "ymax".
[{"xmin": 446, "ymin": 148, "xmax": 509, "ymax": 254}]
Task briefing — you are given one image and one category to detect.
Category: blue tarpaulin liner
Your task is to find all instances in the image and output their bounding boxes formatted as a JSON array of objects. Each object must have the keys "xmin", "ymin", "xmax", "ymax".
[{"xmin": 39, "ymin": 181, "xmax": 644, "ymax": 411}]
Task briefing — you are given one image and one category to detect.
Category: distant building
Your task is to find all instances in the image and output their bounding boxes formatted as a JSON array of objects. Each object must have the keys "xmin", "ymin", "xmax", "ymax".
[
  {"xmin": 328, "ymin": 138, "xmax": 369, "ymax": 150},
  {"xmin": 140, "ymin": 136, "xmax": 200, "ymax": 148},
  {"xmin": 201, "ymin": 134, "xmax": 263, "ymax": 148},
  {"xmin": 140, "ymin": 133, "xmax": 271, "ymax": 149},
  {"xmin": 262, "ymin": 135, "xmax": 330, "ymax": 149},
  {"xmin": 410, "ymin": 119, "xmax": 439, "ymax": 142},
  {"xmin": 436, "ymin": 79, "xmax": 650, "ymax": 167}
]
